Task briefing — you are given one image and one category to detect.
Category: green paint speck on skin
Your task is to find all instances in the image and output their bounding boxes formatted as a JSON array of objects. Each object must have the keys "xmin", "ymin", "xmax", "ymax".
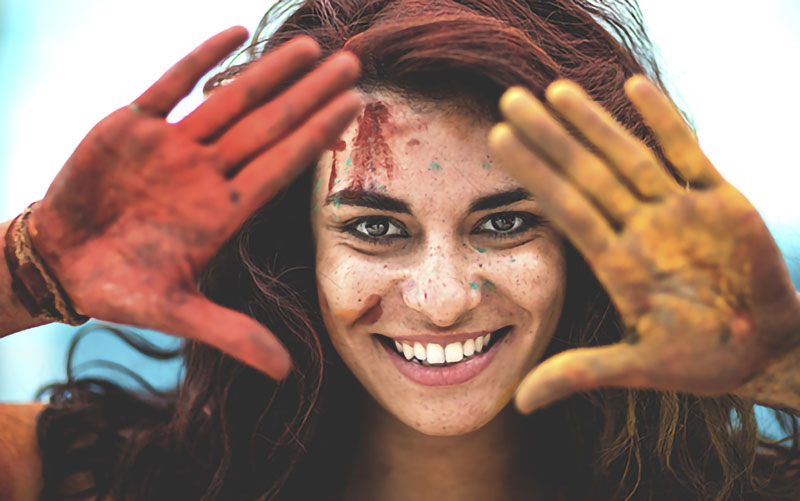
[
  {"xmin": 483, "ymin": 280, "xmax": 496, "ymax": 291},
  {"xmin": 333, "ymin": 195, "xmax": 342, "ymax": 209},
  {"xmin": 312, "ymin": 202, "xmax": 318, "ymax": 212},
  {"xmin": 469, "ymin": 281, "xmax": 479, "ymax": 290},
  {"xmin": 336, "ymin": 214, "xmax": 340, "ymax": 222},
  {"xmin": 345, "ymin": 157, "xmax": 351, "ymax": 167},
  {"xmin": 429, "ymin": 161, "xmax": 441, "ymax": 172},
  {"xmin": 510, "ymin": 258, "xmax": 516, "ymax": 263},
  {"xmin": 482, "ymin": 162, "xmax": 491, "ymax": 170},
  {"xmin": 312, "ymin": 179, "xmax": 321, "ymax": 192},
  {"xmin": 334, "ymin": 178, "xmax": 340, "ymax": 184},
  {"xmin": 477, "ymin": 247, "xmax": 487, "ymax": 253}
]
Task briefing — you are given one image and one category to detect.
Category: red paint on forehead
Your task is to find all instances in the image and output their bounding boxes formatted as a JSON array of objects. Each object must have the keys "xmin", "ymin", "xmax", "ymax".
[
  {"xmin": 327, "ymin": 139, "xmax": 347, "ymax": 192},
  {"xmin": 348, "ymin": 101, "xmax": 396, "ymax": 190}
]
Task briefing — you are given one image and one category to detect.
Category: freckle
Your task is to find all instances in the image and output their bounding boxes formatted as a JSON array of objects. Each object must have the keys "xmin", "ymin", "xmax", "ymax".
[{"xmin": 229, "ymin": 190, "xmax": 240, "ymax": 203}]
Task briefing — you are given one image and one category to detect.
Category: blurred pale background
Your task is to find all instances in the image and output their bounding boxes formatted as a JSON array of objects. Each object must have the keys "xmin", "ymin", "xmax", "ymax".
[{"xmin": 1, "ymin": 1, "xmax": 798, "ymax": 434}]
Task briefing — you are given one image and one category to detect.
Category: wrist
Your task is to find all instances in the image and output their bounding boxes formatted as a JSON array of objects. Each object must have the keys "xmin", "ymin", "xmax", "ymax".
[{"xmin": 3, "ymin": 203, "xmax": 88, "ymax": 325}]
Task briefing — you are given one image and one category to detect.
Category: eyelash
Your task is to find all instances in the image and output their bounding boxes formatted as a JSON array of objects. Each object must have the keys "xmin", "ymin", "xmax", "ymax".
[
  {"xmin": 472, "ymin": 212, "xmax": 547, "ymax": 239},
  {"xmin": 342, "ymin": 217, "xmax": 409, "ymax": 245},
  {"xmin": 341, "ymin": 212, "xmax": 545, "ymax": 245}
]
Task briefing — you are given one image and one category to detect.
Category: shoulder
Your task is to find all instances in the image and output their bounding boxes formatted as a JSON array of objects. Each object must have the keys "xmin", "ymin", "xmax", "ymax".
[{"xmin": 0, "ymin": 403, "xmax": 45, "ymax": 501}]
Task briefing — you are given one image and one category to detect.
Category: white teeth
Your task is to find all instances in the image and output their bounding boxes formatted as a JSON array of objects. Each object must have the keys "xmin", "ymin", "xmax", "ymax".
[
  {"xmin": 426, "ymin": 343, "xmax": 445, "ymax": 364},
  {"xmin": 445, "ymin": 342, "xmax": 463, "ymax": 363},
  {"xmin": 463, "ymin": 338, "xmax": 475, "ymax": 357},
  {"xmin": 390, "ymin": 330, "xmax": 502, "ymax": 364},
  {"xmin": 414, "ymin": 342, "xmax": 426, "ymax": 361}
]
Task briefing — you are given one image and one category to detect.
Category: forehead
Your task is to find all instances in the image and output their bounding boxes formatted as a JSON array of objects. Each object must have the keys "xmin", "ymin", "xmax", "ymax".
[{"xmin": 315, "ymin": 91, "xmax": 522, "ymax": 206}]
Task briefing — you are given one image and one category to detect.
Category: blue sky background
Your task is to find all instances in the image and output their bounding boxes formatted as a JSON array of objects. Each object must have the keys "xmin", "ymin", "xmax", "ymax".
[{"xmin": 0, "ymin": 1, "xmax": 798, "ymax": 433}]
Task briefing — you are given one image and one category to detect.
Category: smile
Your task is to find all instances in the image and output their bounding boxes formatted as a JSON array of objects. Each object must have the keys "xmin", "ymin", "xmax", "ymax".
[{"xmin": 375, "ymin": 326, "xmax": 513, "ymax": 386}]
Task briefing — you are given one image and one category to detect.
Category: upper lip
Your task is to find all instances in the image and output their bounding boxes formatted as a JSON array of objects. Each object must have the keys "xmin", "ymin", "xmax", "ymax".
[{"xmin": 379, "ymin": 327, "xmax": 508, "ymax": 345}]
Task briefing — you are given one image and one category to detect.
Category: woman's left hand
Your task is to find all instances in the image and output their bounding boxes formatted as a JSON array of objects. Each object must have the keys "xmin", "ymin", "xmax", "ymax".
[{"xmin": 489, "ymin": 76, "xmax": 800, "ymax": 413}]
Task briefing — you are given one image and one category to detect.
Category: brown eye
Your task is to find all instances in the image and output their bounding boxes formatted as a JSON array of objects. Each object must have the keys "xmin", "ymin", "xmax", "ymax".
[
  {"xmin": 362, "ymin": 220, "xmax": 388, "ymax": 236},
  {"xmin": 351, "ymin": 217, "xmax": 407, "ymax": 239},
  {"xmin": 489, "ymin": 214, "xmax": 518, "ymax": 232},
  {"xmin": 479, "ymin": 214, "xmax": 522, "ymax": 233}
]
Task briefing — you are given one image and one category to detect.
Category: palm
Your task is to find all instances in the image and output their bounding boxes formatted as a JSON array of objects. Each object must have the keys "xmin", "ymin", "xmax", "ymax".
[
  {"xmin": 490, "ymin": 77, "xmax": 799, "ymax": 412},
  {"xmin": 27, "ymin": 28, "xmax": 362, "ymax": 379}
]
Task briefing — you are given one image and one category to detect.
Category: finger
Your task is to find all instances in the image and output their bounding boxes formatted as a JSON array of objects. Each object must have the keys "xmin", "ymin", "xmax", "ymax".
[
  {"xmin": 134, "ymin": 26, "xmax": 249, "ymax": 117},
  {"xmin": 624, "ymin": 75, "xmax": 724, "ymax": 188},
  {"xmin": 514, "ymin": 344, "xmax": 644, "ymax": 414},
  {"xmin": 499, "ymin": 87, "xmax": 640, "ymax": 225},
  {"xmin": 163, "ymin": 293, "xmax": 292, "ymax": 380},
  {"xmin": 232, "ymin": 90, "xmax": 363, "ymax": 215},
  {"xmin": 177, "ymin": 36, "xmax": 324, "ymax": 141},
  {"xmin": 489, "ymin": 122, "xmax": 615, "ymax": 257},
  {"xmin": 212, "ymin": 51, "xmax": 361, "ymax": 172},
  {"xmin": 545, "ymin": 80, "xmax": 678, "ymax": 199}
]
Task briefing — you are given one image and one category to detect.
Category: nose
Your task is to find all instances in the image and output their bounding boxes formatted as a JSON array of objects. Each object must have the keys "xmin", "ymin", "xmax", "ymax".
[{"xmin": 401, "ymin": 246, "xmax": 482, "ymax": 327}]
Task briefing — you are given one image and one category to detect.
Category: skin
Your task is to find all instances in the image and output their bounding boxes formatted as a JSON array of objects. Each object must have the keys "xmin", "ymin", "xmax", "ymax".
[
  {"xmin": 312, "ymin": 92, "xmax": 566, "ymax": 436},
  {"xmin": 489, "ymin": 78, "xmax": 800, "ymax": 414},
  {"xmin": 0, "ymin": 25, "xmax": 799, "ymax": 501},
  {"xmin": 311, "ymin": 92, "xmax": 564, "ymax": 499},
  {"xmin": 0, "ymin": 28, "xmax": 364, "ymax": 380}
]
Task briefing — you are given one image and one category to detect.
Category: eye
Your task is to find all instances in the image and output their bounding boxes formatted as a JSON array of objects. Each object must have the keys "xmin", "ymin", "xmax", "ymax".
[
  {"xmin": 344, "ymin": 216, "xmax": 409, "ymax": 243},
  {"xmin": 472, "ymin": 212, "xmax": 546, "ymax": 240},
  {"xmin": 479, "ymin": 214, "xmax": 523, "ymax": 233}
]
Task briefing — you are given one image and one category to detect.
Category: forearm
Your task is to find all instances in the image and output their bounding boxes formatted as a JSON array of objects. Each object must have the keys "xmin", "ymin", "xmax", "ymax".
[
  {"xmin": 733, "ymin": 291, "xmax": 800, "ymax": 415},
  {"xmin": 0, "ymin": 218, "xmax": 51, "ymax": 338}
]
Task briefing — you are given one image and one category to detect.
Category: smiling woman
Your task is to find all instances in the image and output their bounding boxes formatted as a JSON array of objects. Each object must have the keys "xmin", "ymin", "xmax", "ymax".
[
  {"xmin": 1, "ymin": 0, "xmax": 800, "ymax": 500},
  {"xmin": 312, "ymin": 93, "xmax": 566, "ymax": 436}
]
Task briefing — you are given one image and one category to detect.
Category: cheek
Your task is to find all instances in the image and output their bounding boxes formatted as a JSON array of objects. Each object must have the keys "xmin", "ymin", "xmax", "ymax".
[
  {"xmin": 315, "ymin": 247, "xmax": 393, "ymax": 334},
  {"xmin": 487, "ymin": 239, "xmax": 567, "ymax": 313}
]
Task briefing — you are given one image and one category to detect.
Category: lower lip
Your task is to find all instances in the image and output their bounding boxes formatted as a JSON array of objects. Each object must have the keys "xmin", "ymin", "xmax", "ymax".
[{"xmin": 378, "ymin": 331, "xmax": 509, "ymax": 386}]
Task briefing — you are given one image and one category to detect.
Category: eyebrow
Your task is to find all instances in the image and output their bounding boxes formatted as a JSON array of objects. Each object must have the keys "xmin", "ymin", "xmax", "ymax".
[
  {"xmin": 468, "ymin": 187, "xmax": 534, "ymax": 212},
  {"xmin": 325, "ymin": 188, "xmax": 412, "ymax": 214},
  {"xmin": 324, "ymin": 187, "xmax": 533, "ymax": 214}
]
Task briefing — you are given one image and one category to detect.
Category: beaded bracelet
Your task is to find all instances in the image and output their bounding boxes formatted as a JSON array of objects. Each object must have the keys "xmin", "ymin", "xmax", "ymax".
[{"xmin": 3, "ymin": 203, "xmax": 89, "ymax": 325}]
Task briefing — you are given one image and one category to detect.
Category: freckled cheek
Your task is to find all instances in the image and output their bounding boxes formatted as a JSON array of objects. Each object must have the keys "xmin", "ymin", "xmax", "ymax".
[
  {"xmin": 490, "ymin": 249, "xmax": 567, "ymax": 311},
  {"xmin": 316, "ymin": 250, "xmax": 395, "ymax": 332}
]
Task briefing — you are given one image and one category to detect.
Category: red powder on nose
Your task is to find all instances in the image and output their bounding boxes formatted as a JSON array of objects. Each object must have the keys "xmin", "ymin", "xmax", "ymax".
[{"xmin": 348, "ymin": 101, "xmax": 395, "ymax": 190}]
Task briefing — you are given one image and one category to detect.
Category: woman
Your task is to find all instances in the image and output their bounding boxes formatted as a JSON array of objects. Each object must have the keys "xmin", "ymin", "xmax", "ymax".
[{"xmin": 1, "ymin": 0, "xmax": 799, "ymax": 499}]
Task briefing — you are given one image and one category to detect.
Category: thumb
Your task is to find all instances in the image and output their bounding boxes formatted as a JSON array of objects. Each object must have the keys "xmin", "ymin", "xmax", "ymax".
[
  {"xmin": 514, "ymin": 343, "xmax": 646, "ymax": 414},
  {"xmin": 157, "ymin": 293, "xmax": 292, "ymax": 380}
]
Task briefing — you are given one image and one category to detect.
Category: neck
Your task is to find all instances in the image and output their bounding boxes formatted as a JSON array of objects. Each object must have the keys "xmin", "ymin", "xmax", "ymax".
[{"xmin": 342, "ymin": 396, "xmax": 547, "ymax": 501}]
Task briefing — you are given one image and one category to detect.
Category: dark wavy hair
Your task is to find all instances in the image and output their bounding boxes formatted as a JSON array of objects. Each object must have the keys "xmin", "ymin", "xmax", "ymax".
[{"xmin": 36, "ymin": 1, "xmax": 800, "ymax": 499}]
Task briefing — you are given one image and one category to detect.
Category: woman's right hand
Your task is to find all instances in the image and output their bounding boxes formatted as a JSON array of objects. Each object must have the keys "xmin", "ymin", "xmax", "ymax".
[{"xmin": 23, "ymin": 27, "xmax": 362, "ymax": 380}]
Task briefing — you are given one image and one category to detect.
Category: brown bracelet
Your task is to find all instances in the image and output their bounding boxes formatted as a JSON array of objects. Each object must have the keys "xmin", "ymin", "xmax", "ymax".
[{"xmin": 3, "ymin": 203, "xmax": 89, "ymax": 325}]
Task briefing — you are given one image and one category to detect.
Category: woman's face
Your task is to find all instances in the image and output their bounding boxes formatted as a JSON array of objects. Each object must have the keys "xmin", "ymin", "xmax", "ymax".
[{"xmin": 311, "ymin": 92, "xmax": 566, "ymax": 436}]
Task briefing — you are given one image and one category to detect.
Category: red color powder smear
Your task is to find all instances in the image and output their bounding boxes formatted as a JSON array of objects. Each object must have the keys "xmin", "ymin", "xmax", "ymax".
[
  {"xmin": 348, "ymin": 101, "xmax": 395, "ymax": 192},
  {"xmin": 327, "ymin": 139, "xmax": 347, "ymax": 192}
]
